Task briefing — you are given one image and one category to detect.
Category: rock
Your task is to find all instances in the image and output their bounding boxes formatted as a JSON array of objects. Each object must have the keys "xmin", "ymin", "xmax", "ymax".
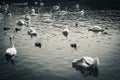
[
  {"xmin": 3, "ymin": 27, "xmax": 10, "ymax": 30},
  {"xmin": 15, "ymin": 28, "xmax": 21, "ymax": 32},
  {"xmin": 70, "ymin": 43, "xmax": 77, "ymax": 50},
  {"xmin": 35, "ymin": 42, "xmax": 41, "ymax": 48},
  {"xmin": 88, "ymin": 25, "xmax": 104, "ymax": 32}
]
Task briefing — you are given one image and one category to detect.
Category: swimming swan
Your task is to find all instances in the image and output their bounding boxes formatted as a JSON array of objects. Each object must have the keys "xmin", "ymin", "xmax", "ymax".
[
  {"xmin": 72, "ymin": 56, "xmax": 99, "ymax": 77},
  {"xmin": 5, "ymin": 35, "xmax": 17, "ymax": 65}
]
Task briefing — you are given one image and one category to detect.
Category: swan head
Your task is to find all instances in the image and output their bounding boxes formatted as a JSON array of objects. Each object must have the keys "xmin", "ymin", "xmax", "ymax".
[{"xmin": 10, "ymin": 35, "xmax": 14, "ymax": 39}]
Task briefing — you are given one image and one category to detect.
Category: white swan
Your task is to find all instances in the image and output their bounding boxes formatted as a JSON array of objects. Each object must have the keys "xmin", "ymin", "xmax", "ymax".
[
  {"xmin": 62, "ymin": 25, "xmax": 69, "ymax": 38},
  {"xmin": 30, "ymin": 8, "xmax": 37, "ymax": 16},
  {"xmin": 53, "ymin": 24, "xmax": 63, "ymax": 28},
  {"xmin": 7, "ymin": 12, "xmax": 12, "ymax": 17},
  {"xmin": 20, "ymin": 14, "xmax": 31, "ymax": 20},
  {"xmin": 73, "ymin": 57, "xmax": 99, "ymax": 68},
  {"xmin": 28, "ymin": 27, "xmax": 37, "ymax": 36},
  {"xmin": 88, "ymin": 25, "xmax": 104, "ymax": 32},
  {"xmin": 42, "ymin": 13, "xmax": 51, "ymax": 18},
  {"xmin": 80, "ymin": 9, "xmax": 85, "ymax": 16},
  {"xmin": 17, "ymin": 19, "xmax": 26, "ymax": 26},
  {"xmin": 72, "ymin": 56, "xmax": 99, "ymax": 77},
  {"xmin": 57, "ymin": 10, "xmax": 67, "ymax": 16},
  {"xmin": 42, "ymin": 18, "xmax": 53, "ymax": 23},
  {"xmin": 5, "ymin": 35, "xmax": 17, "ymax": 64}
]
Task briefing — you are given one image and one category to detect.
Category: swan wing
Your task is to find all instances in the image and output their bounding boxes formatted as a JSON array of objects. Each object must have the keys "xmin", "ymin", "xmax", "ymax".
[{"xmin": 83, "ymin": 57, "xmax": 94, "ymax": 65}]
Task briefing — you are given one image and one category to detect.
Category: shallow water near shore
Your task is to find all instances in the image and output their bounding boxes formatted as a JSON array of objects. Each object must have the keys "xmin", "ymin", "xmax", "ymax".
[{"xmin": 0, "ymin": 8, "xmax": 120, "ymax": 80}]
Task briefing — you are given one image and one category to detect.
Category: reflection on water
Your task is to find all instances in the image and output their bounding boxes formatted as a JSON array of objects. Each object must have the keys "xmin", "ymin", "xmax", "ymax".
[{"xmin": 0, "ymin": 7, "xmax": 120, "ymax": 80}]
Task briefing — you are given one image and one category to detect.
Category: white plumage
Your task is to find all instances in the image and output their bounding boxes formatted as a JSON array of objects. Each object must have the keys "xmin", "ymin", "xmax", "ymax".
[
  {"xmin": 58, "ymin": 10, "xmax": 67, "ymax": 16},
  {"xmin": 89, "ymin": 25, "xmax": 104, "ymax": 32},
  {"xmin": 72, "ymin": 56, "xmax": 99, "ymax": 68},
  {"xmin": 30, "ymin": 8, "xmax": 37, "ymax": 16},
  {"xmin": 28, "ymin": 27, "xmax": 37, "ymax": 36},
  {"xmin": 5, "ymin": 35, "xmax": 17, "ymax": 62},
  {"xmin": 80, "ymin": 9, "xmax": 85, "ymax": 16},
  {"xmin": 20, "ymin": 15, "xmax": 31, "ymax": 20}
]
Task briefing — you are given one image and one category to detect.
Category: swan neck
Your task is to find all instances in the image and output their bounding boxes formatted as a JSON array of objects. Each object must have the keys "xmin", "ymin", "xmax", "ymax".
[{"xmin": 11, "ymin": 38, "xmax": 15, "ymax": 47}]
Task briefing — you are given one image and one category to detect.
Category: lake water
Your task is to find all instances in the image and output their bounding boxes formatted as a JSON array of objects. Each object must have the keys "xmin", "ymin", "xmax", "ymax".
[{"xmin": 0, "ymin": 7, "xmax": 120, "ymax": 80}]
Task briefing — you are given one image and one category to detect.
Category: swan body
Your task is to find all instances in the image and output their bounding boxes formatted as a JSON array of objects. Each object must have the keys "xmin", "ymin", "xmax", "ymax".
[
  {"xmin": 25, "ymin": 15, "xmax": 31, "ymax": 20},
  {"xmin": 20, "ymin": 15, "xmax": 31, "ymax": 20},
  {"xmin": 6, "ymin": 47, "xmax": 17, "ymax": 56},
  {"xmin": 7, "ymin": 13, "xmax": 12, "ymax": 17},
  {"xmin": 42, "ymin": 14, "xmax": 51, "ymax": 17},
  {"xmin": 5, "ymin": 35, "xmax": 17, "ymax": 63},
  {"xmin": 30, "ymin": 9, "xmax": 37, "ymax": 16},
  {"xmin": 42, "ymin": 18, "xmax": 53, "ymax": 23},
  {"xmin": 89, "ymin": 25, "xmax": 104, "ymax": 32},
  {"xmin": 72, "ymin": 56, "xmax": 99, "ymax": 77},
  {"xmin": 54, "ymin": 24, "xmax": 63, "ymax": 28},
  {"xmin": 17, "ymin": 19, "xmax": 26, "ymax": 26},
  {"xmin": 63, "ymin": 25, "xmax": 69, "ymax": 32},
  {"xmin": 80, "ymin": 10, "xmax": 85, "ymax": 16},
  {"xmin": 58, "ymin": 10, "xmax": 67, "ymax": 16},
  {"xmin": 31, "ymin": 9, "xmax": 35, "ymax": 13},
  {"xmin": 72, "ymin": 57, "xmax": 99, "ymax": 68},
  {"xmin": 28, "ymin": 27, "xmax": 37, "ymax": 36}
]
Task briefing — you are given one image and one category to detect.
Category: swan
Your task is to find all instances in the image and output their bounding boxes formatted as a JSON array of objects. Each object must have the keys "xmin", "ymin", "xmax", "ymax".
[
  {"xmin": 7, "ymin": 13, "xmax": 12, "ymax": 17},
  {"xmin": 6, "ymin": 11, "xmax": 12, "ymax": 17},
  {"xmin": 5, "ymin": 35, "xmax": 17, "ymax": 65},
  {"xmin": 53, "ymin": 24, "xmax": 63, "ymax": 28},
  {"xmin": 42, "ymin": 13, "xmax": 51, "ymax": 18},
  {"xmin": 42, "ymin": 18, "xmax": 53, "ymax": 23},
  {"xmin": 30, "ymin": 8, "xmax": 37, "ymax": 16},
  {"xmin": 20, "ymin": 14, "xmax": 31, "ymax": 20},
  {"xmin": 28, "ymin": 27, "xmax": 37, "ymax": 36},
  {"xmin": 80, "ymin": 9, "xmax": 85, "ymax": 16},
  {"xmin": 72, "ymin": 56, "xmax": 99, "ymax": 77},
  {"xmin": 62, "ymin": 25, "xmax": 69, "ymax": 38},
  {"xmin": 88, "ymin": 25, "xmax": 104, "ymax": 32},
  {"xmin": 57, "ymin": 10, "xmax": 67, "ymax": 16},
  {"xmin": 17, "ymin": 19, "xmax": 26, "ymax": 26},
  {"xmin": 25, "ymin": 15, "xmax": 31, "ymax": 20}
]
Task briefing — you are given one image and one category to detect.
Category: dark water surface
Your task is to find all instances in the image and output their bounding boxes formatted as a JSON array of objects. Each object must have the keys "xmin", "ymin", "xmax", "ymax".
[{"xmin": 0, "ymin": 8, "xmax": 120, "ymax": 80}]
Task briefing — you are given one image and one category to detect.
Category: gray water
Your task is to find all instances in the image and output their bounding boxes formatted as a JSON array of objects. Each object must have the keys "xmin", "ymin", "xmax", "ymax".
[{"xmin": 0, "ymin": 8, "xmax": 120, "ymax": 80}]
